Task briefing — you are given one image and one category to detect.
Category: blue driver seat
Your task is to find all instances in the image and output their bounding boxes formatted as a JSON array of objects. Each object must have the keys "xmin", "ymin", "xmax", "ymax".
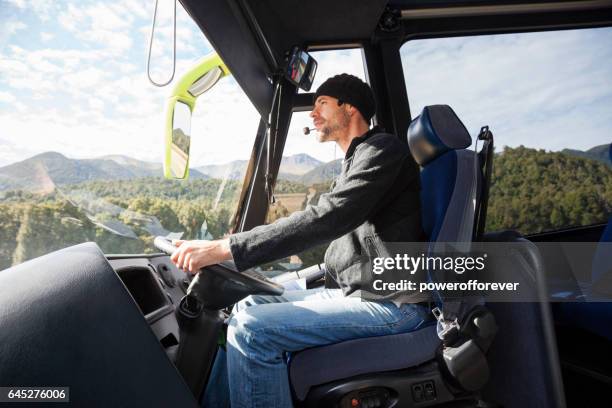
[{"xmin": 289, "ymin": 105, "xmax": 494, "ymax": 407}]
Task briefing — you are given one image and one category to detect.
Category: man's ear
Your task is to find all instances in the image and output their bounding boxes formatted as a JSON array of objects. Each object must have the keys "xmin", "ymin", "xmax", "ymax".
[
  {"xmin": 345, "ymin": 103, "xmax": 357, "ymax": 116},
  {"xmin": 346, "ymin": 104, "xmax": 367, "ymax": 124}
]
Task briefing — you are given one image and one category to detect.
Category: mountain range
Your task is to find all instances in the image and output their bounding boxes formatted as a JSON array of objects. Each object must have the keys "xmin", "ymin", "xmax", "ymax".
[
  {"xmin": 195, "ymin": 153, "xmax": 342, "ymax": 184},
  {"xmin": 562, "ymin": 144, "xmax": 611, "ymax": 165},
  {"xmin": 0, "ymin": 152, "xmax": 205, "ymax": 193},
  {"xmin": 0, "ymin": 151, "xmax": 339, "ymax": 192},
  {"xmin": 1, "ymin": 144, "xmax": 608, "ymax": 193},
  {"xmin": 289, "ymin": 159, "xmax": 342, "ymax": 185}
]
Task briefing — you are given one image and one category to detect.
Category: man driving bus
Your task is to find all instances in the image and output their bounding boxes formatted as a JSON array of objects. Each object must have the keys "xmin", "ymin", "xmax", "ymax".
[{"xmin": 171, "ymin": 73, "xmax": 428, "ymax": 408}]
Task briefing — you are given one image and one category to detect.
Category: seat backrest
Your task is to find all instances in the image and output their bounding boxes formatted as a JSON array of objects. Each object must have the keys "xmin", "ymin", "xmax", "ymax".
[
  {"xmin": 554, "ymin": 144, "xmax": 612, "ymax": 340},
  {"xmin": 408, "ymin": 105, "xmax": 483, "ymax": 321},
  {"xmin": 407, "ymin": 105, "xmax": 479, "ymax": 244},
  {"xmin": 592, "ymin": 143, "xmax": 612, "ymax": 284},
  {"xmin": 408, "ymin": 107, "xmax": 502, "ymax": 392},
  {"xmin": 481, "ymin": 234, "xmax": 566, "ymax": 408}
]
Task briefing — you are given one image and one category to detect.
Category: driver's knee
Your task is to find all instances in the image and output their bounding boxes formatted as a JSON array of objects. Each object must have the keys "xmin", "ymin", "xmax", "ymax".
[
  {"xmin": 226, "ymin": 307, "xmax": 283, "ymax": 359},
  {"xmin": 226, "ymin": 308, "xmax": 260, "ymax": 356}
]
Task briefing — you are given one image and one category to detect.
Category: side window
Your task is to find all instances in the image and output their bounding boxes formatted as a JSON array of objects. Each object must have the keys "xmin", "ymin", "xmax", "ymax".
[
  {"xmin": 400, "ymin": 28, "xmax": 612, "ymax": 235},
  {"xmin": 262, "ymin": 48, "xmax": 366, "ymax": 274},
  {"xmin": 263, "ymin": 111, "xmax": 341, "ymax": 272},
  {"xmin": 299, "ymin": 48, "xmax": 366, "ymax": 93}
]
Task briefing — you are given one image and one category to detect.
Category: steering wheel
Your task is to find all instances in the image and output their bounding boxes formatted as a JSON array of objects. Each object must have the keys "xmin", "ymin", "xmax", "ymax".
[{"xmin": 153, "ymin": 237, "xmax": 284, "ymax": 309}]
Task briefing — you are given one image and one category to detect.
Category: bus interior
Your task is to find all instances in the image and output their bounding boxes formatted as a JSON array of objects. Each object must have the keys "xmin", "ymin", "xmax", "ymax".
[{"xmin": 1, "ymin": 1, "xmax": 611, "ymax": 407}]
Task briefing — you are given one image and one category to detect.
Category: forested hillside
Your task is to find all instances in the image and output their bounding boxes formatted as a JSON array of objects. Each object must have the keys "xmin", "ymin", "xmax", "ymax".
[
  {"xmin": 0, "ymin": 145, "xmax": 610, "ymax": 270},
  {"xmin": 0, "ymin": 178, "xmax": 312, "ymax": 269},
  {"xmin": 486, "ymin": 146, "xmax": 611, "ymax": 232}
]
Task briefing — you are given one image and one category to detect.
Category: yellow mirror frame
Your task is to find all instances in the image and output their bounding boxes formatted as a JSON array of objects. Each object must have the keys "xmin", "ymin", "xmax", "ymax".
[{"xmin": 164, "ymin": 53, "xmax": 230, "ymax": 179}]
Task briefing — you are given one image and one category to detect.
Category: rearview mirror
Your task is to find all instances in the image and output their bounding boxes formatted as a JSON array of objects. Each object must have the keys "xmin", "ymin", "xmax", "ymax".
[
  {"xmin": 164, "ymin": 54, "xmax": 230, "ymax": 179},
  {"xmin": 285, "ymin": 47, "xmax": 317, "ymax": 91},
  {"xmin": 169, "ymin": 102, "xmax": 191, "ymax": 178}
]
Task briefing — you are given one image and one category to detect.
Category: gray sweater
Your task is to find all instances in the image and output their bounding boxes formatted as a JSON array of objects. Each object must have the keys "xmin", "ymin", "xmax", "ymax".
[{"xmin": 229, "ymin": 126, "xmax": 424, "ymax": 300}]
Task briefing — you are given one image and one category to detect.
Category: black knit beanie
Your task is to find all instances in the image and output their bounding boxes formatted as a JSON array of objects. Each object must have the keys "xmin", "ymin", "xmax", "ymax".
[{"xmin": 314, "ymin": 74, "xmax": 376, "ymax": 122}]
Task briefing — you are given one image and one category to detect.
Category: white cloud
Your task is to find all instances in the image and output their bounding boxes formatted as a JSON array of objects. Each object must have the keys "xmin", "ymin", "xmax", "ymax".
[
  {"xmin": 29, "ymin": 0, "xmax": 56, "ymax": 22},
  {"xmin": 8, "ymin": 21, "xmax": 27, "ymax": 34},
  {"xmin": 40, "ymin": 32, "xmax": 54, "ymax": 42},
  {"xmin": 0, "ymin": 21, "xmax": 27, "ymax": 42},
  {"xmin": 117, "ymin": 62, "xmax": 138, "ymax": 74},
  {"xmin": 57, "ymin": 4, "xmax": 86, "ymax": 32},
  {"xmin": 137, "ymin": 0, "xmax": 207, "ymax": 59},
  {"xmin": 0, "ymin": 108, "xmax": 166, "ymax": 165},
  {"xmin": 0, "ymin": 58, "xmax": 29, "ymax": 75},
  {"xmin": 86, "ymin": 3, "xmax": 131, "ymax": 31},
  {"xmin": 0, "ymin": 43, "xmax": 128, "ymax": 102},
  {"xmin": 401, "ymin": 28, "xmax": 612, "ymax": 151},
  {"xmin": 7, "ymin": 0, "xmax": 25, "ymax": 9},
  {"xmin": 29, "ymin": 48, "xmax": 107, "ymax": 69},
  {"xmin": 0, "ymin": 138, "xmax": 30, "ymax": 168},
  {"xmin": 56, "ymin": 2, "xmax": 137, "ymax": 56},
  {"xmin": 57, "ymin": 6, "xmax": 120, "ymax": 50},
  {"xmin": 309, "ymin": 49, "xmax": 366, "ymax": 91},
  {"xmin": 4, "ymin": 0, "xmax": 57, "ymax": 21},
  {"xmin": 4, "ymin": 72, "xmax": 59, "ymax": 93},
  {"xmin": 88, "ymin": 98, "xmax": 105, "ymax": 111},
  {"xmin": 0, "ymin": 91, "xmax": 17, "ymax": 103},
  {"xmin": 123, "ymin": 0, "xmax": 150, "ymax": 20},
  {"xmin": 24, "ymin": 52, "xmax": 63, "ymax": 73},
  {"xmin": 0, "ymin": 59, "xmax": 264, "ymax": 167},
  {"xmin": 83, "ymin": 29, "xmax": 133, "ymax": 54}
]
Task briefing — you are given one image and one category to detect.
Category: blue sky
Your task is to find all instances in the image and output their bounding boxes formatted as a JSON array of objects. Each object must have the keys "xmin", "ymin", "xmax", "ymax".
[
  {"xmin": 0, "ymin": 0, "xmax": 261, "ymax": 167},
  {"xmin": 401, "ymin": 27, "xmax": 612, "ymax": 153},
  {"xmin": 1, "ymin": 0, "xmax": 611, "ymax": 168}
]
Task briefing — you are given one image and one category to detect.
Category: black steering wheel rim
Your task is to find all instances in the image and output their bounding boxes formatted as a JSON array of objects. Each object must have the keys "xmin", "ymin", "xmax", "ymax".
[{"xmin": 153, "ymin": 236, "xmax": 284, "ymax": 297}]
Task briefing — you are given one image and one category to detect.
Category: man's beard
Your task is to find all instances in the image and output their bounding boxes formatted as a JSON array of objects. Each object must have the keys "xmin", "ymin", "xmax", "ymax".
[
  {"xmin": 317, "ymin": 111, "xmax": 349, "ymax": 142},
  {"xmin": 317, "ymin": 124, "xmax": 341, "ymax": 142}
]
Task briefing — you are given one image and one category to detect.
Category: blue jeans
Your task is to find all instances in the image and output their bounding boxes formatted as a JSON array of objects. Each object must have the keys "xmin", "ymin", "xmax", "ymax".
[{"xmin": 202, "ymin": 288, "xmax": 430, "ymax": 408}]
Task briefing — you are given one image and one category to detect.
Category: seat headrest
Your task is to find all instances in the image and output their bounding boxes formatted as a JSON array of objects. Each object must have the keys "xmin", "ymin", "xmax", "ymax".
[{"xmin": 407, "ymin": 105, "xmax": 472, "ymax": 166}]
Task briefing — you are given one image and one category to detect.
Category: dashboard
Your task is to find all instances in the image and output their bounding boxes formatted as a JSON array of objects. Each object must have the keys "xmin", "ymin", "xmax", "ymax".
[{"xmin": 107, "ymin": 254, "xmax": 190, "ymax": 361}]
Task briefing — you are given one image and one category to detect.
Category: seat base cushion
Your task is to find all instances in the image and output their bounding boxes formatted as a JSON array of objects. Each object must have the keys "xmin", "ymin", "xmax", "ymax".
[{"xmin": 289, "ymin": 324, "xmax": 440, "ymax": 400}]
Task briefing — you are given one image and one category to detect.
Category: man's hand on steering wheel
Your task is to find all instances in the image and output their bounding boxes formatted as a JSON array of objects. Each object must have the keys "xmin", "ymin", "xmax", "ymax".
[{"xmin": 170, "ymin": 238, "xmax": 232, "ymax": 274}]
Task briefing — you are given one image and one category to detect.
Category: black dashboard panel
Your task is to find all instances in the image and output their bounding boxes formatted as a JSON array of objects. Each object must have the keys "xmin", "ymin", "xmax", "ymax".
[
  {"xmin": 0, "ymin": 243, "xmax": 197, "ymax": 407},
  {"xmin": 108, "ymin": 254, "xmax": 191, "ymax": 362},
  {"xmin": 116, "ymin": 265, "xmax": 170, "ymax": 315}
]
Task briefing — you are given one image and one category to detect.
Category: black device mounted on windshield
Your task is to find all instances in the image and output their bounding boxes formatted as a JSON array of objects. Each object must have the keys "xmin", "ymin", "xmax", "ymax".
[{"xmin": 285, "ymin": 46, "xmax": 317, "ymax": 91}]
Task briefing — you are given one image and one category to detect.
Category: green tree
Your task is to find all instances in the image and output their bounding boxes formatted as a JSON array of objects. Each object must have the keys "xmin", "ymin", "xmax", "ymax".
[
  {"xmin": 177, "ymin": 203, "xmax": 208, "ymax": 239},
  {"xmin": 0, "ymin": 204, "xmax": 24, "ymax": 269},
  {"xmin": 486, "ymin": 146, "xmax": 612, "ymax": 234},
  {"xmin": 12, "ymin": 202, "xmax": 92, "ymax": 265}
]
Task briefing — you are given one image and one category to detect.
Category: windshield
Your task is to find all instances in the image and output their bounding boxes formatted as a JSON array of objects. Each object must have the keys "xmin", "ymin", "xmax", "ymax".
[{"xmin": 0, "ymin": 1, "xmax": 259, "ymax": 269}]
